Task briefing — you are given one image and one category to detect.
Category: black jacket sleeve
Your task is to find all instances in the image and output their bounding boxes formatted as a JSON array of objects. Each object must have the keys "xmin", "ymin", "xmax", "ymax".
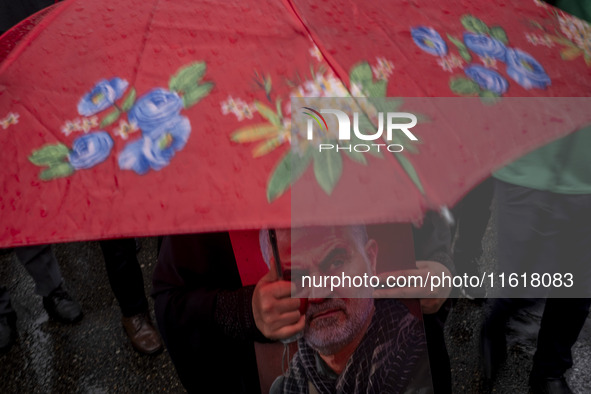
[
  {"xmin": 151, "ymin": 232, "xmax": 267, "ymax": 393},
  {"xmin": 152, "ymin": 232, "xmax": 268, "ymax": 342}
]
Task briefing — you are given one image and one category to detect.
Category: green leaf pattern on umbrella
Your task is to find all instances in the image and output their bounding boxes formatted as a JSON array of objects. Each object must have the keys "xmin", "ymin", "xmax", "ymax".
[
  {"xmin": 395, "ymin": 154, "xmax": 425, "ymax": 194},
  {"xmin": 169, "ymin": 62, "xmax": 206, "ymax": 93},
  {"xmin": 182, "ymin": 83, "xmax": 214, "ymax": 108},
  {"xmin": 490, "ymin": 26, "xmax": 509, "ymax": 44},
  {"xmin": 350, "ymin": 62, "xmax": 388, "ymax": 97},
  {"xmin": 120, "ymin": 88, "xmax": 137, "ymax": 112},
  {"xmin": 447, "ymin": 34, "xmax": 472, "ymax": 62},
  {"xmin": 28, "ymin": 62, "xmax": 213, "ymax": 180},
  {"xmin": 450, "ymin": 76, "xmax": 481, "ymax": 95},
  {"xmin": 100, "ymin": 108, "xmax": 122, "ymax": 128},
  {"xmin": 28, "ymin": 144, "xmax": 70, "ymax": 166},
  {"xmin": 40, "ymin": 162, "xmax": 75, "ymax": 181},
  {"xmin": 340, "ymin": 140, "xmax": 368, "ymax": 165},
  {"xmin": 226, "ymin": 54, "xmax": 423, "ymax": 201},
  {"xmin": 461, "ymin": 15, "xmax": 491, "ymax": 35},
  {"xmin": 267, "ymin": 148, "xmax": 313, "ymax": 202},
  {"xmin": 313, "ymin": 148, "xmax": 343, "ymax": 195},
  {"xmin": 412, "ymin": 14, "xmax": 553, "ymax": 96},
  {"xmin": 254, "ymin": 101, "xmax": 281, "ymax": 127}
]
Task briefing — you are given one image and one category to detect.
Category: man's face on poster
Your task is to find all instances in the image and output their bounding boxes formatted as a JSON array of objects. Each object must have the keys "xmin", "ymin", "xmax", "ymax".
[{"xmin": 275, "ymin": 226, "xmax": 377, "ymax": 355}]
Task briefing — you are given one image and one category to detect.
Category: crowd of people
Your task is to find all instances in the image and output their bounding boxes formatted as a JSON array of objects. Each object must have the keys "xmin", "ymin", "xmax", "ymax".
[{"xmin": 2, "ymin": 181, "xmax": 589, "ymax": 394}]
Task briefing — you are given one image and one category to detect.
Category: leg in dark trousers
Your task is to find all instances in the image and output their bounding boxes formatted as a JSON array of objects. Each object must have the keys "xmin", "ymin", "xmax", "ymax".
[
  {"xmin": 481, "ymin": 298, "xmax": 539, "ymax": 379},
  {"xmin": 99, "ymin": 239, "xmax": 148, "ymax": 317},
  {"xmin": 0, "ymin": 287, "xmax": 13, "ymax": 316},
  {"xmin": 15, "ymin": 244, "xmax": 62, "ymax": 297},
  {"xmin": 15, "ymin": 245, "xmax": 82, "ymax": 324},
  {"xmin": 424, "ymin": 300, "xmax": 453, "ymax": 394},
  {"xmin": 530, "ymin": 192, "xmax": 591, "ymax": 378},
  {"xmin": 0, "ymin": 286, "xmax": 17, "ymax": 352},
  {"xmin": 99, "ymin": 238, "xmax": 162, "ymax": 355},
  {"xmin": 452, "ymin": 177, "xmax": 494, "ymax": 278},
  {"xmin": 532, "ymin": 298, "xmax": 591, "ymax": 379}
]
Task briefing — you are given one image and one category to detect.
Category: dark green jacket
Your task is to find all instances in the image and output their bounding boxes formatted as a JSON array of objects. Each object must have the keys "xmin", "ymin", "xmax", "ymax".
[{"xmin": 494, "ymin": 1, "xmax": 591, "ymax": 194}]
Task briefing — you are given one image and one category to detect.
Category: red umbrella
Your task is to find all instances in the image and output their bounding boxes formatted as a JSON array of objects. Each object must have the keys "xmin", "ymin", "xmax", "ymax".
[{"xmin": 0, "ymin": 0, "xmax": 590, "ymax": 247}]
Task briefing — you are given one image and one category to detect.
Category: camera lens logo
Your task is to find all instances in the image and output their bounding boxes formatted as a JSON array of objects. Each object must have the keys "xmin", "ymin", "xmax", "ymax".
[{"xmin": 302, "ymin": 107, "xmax": 328, "ymax": 137}]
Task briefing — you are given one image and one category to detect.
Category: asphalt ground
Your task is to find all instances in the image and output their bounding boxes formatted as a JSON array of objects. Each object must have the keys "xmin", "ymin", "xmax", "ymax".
[
  {"xmin": 0, "ymin": 238, "xmax": 182, "ymax": 393},
  {"xmin": 0, "ymin": 231, "xmax": 589, "ymax": 393}
]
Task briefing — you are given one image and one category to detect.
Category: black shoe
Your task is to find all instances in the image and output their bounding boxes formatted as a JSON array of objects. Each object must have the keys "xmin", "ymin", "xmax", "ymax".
[
  {"xmin": 43, "ymin": 285, "xmax": 83, "ymax": 324},
  {"xmin": 0, "ymin": 312, "xmax": 17, "ymax": 354},
  {"xmin": 529, "ymin": 375, "xmax": 573, "ymax": 394},
  {"xmin": 480, "ymin": 322, "xmax": 506, "ymax": 380}
]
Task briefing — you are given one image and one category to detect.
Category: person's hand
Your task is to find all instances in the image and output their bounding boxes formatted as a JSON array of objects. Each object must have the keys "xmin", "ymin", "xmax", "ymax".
[
  {"xmin": 252, "ymin": 264, "xmax": 305, "ymax": 340},
  {"xmin": 373, "ymin": 260, "xmax": 452, "ymax": 314}
]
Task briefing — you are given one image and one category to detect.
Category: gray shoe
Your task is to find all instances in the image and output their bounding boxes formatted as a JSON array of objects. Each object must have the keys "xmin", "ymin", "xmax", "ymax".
[
  {"xmin": 43, "ymin": 285, "xmax": 83, "ymax": 324},
  {"xmin": 529, "ymin": 375, "xmax": 573, "ymax": 394}
]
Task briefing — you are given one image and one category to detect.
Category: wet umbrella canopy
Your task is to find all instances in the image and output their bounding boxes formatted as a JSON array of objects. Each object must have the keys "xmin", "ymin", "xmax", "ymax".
[{"xmin": 1, "ymin": 0, "xmax": 591, "ymax": 246}]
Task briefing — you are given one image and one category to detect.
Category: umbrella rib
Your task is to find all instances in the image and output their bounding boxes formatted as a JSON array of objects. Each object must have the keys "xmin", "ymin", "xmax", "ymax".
[
  {"xmin": 281, "ymin": 0, "xmax": 350, "ymax": 92},
  {"xmin": 354, "ymin": 6, "xmax": 433, "ymax": 97},
  {"xmin": 126, "ymin": 0, "xmax": 163, "ymax": 91},
  {"xmin": 283, "ymin": 0, "xmax": 436, "ymax": 200},
  {"xmin": 4, "ymin": 89, "xmax": 66, "ymax": 144},
  {"xmin": 286, "ymin": 1, "xmax": 459, "ymax": 216}
]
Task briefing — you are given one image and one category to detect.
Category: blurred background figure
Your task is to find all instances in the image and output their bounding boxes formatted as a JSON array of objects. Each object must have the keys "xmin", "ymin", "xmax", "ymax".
[
  {"xmin": 546, "ymin": 0, "xmax": 590, "ymax": 19},
  {"xmin": 99, "ymin": 239, "xmax": 163, "ymax": 356},
  {"xmin": 451, "ymin": 177, "xmax": 494, "ymax": 301},
  {"xmin": 472, "ymin": 3, "xmax": 591, "ymax": 392},
  {"xmin": 0, "ymin": 244, "xmax": 82, "ymax": 353},
  {"xmin": 481, "ymin": 122, "xmax": 591, "ymax": 394}
]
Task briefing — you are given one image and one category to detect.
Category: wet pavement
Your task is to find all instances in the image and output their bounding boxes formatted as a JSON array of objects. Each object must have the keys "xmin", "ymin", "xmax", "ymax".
[
  {"xmin": 1, "ymin": 233, "xmax": 589, "ymax": 393},
  {"xmin": 0, "ymin": 238, "xmax": 182, "ymax": 393}
]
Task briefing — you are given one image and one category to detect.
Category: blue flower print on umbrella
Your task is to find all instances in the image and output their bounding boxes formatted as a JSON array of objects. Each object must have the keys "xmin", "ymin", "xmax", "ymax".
[
  {"xmin": 117, "ymin": 139, "xmax": 150, "ymax": 175},
  {"xmin": 411, "ymin": 27, "xmax": 448, "ymax": 56},
  {"xmin": 77, "ymin": 78, "xmax": 129, "ymax": 116},
  {"xmin": 28, "ymin": 61, "xmax": 213, "ymax": 181},
  {"xmin": 505, "ymin": 48, "xmax": 551, "ymax": 90},
  {"xmin": 116, "ymin": 62, "xmax": 213, "ymax": 175},
  {"xmin": 28, "ymin": 131, "xmax": 114, "ymax": 180},
  {"xmin": 68, "ymin": 132, "xmax": 114, "ymax": 169},
  {"xmin": 464, "ymin": 64, "xmax": 509, "ymax": 95},
  {"xmin": 128, "ymin": 88, "xmax": 183, "ymax": 136},
  {"xmin": 118, "ymin": 115, "xmax": 191, "ymax": 174},
  {"xmin": 463, "ymin": 32, "xmax": 507, "ymax": 60}
]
